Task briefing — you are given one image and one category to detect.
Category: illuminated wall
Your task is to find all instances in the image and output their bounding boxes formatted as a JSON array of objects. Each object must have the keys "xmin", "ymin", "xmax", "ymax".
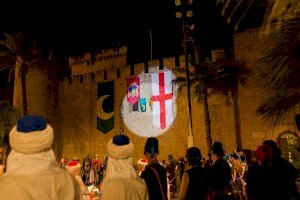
[{"xmin": 17, "ymin": 29, "xmax": 299, "ymax": 163}]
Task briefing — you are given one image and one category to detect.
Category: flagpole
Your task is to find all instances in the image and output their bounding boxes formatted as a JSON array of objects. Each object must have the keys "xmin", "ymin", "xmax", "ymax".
[
  {"xmin": 175, "ymin": 0, "xmax": 194, "ymax": 147},
  {"xmin": 150, "ymin": 27, "xmax": 153, "ymax": 61}
]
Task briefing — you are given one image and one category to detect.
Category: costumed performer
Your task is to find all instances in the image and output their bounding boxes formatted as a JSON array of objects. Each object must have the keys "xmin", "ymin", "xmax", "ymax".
[
  {"xmin": 0, "ymin": 115, "xmax": 81, "ymax": 200},
  {"xmin": 100, "ymin": 134, "xmax": 148, "ymax": 200},
  {"xmin": 141, "ymin": 137, "xmax": 168, "ymax": 200},
  {"xmin": 66, "ymin": 160, "xmax": 91, "ymax": 200}
]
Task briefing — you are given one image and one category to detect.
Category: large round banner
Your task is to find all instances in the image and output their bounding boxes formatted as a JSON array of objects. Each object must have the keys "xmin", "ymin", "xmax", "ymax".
[{"xmin": 122, "ymin": 67, "xmax": 177, "ymax": 137}]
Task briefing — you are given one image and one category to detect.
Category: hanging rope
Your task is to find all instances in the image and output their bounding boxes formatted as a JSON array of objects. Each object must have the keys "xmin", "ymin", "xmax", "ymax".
[{"xmin": 119, "ymin": 99, "xmax": 125, "ymax": 135}]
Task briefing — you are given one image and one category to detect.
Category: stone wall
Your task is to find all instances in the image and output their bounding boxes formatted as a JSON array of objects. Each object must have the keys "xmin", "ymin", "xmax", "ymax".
[
  {"xmin": 234, "ymin": 28, "xmax": 299, "ymax": 148},
  {"xmin": 54, "ymin": 57, "xmax": 204, "ymax": 162},
  {"xmin": 17, "ymin": 28, "xmax": 299, "ymax": 163}
]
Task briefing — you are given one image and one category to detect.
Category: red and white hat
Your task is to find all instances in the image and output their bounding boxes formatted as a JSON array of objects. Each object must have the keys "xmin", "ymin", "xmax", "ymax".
[
  {"xmin": 65, "ymin": 161, "xmax": 81, "ymax": 175},
  {"xmin": 137, "ymin": 159, "xmax": 148, "ymax": 166}
]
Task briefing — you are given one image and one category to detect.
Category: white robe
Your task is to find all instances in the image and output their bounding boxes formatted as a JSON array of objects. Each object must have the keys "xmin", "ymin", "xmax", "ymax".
[
  {"xmin": 101, "ymin": 177, "xmax": 148, "ymax": 200},
  {"xmin": 100, "ymin": 141, "xmax": 148, "ymax": 200},
  {"xmin": 0, "ymin": 150, "xmax": 82, "ymax": 200}
]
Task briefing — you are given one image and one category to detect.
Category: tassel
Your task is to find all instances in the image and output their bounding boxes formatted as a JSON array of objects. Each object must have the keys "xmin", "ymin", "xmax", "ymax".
[{"xmin": 151, "ymin": 146, "xmax": 155, "ymax": 158}]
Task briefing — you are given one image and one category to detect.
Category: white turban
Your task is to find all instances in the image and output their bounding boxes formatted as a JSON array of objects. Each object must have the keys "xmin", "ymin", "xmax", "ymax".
[
  {"xmin": 107, "ymin": 139, "xmax": 134, "ymax": 159},
  {"xmin": 9, "ymin": 124, "xmax": 54, "ymax": 154},
  {"xmin": 101, "ymin": 139, "xmax": 137, "ymax": 189}
]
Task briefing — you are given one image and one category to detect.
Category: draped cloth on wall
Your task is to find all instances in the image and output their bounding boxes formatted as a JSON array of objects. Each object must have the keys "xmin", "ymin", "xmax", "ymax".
[{"xmin": 97, "ymin": 81, "xmax": 114, "ymax": 134}]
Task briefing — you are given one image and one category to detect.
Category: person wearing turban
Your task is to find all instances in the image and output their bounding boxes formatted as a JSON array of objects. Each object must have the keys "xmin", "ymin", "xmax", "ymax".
[
  {"xmin": 0, "ymin": 115, "xmax": 81, "ymax": 200},
  {"xmin": 100, "ymin": 134, "xmax": 148, "ymax": 200}
]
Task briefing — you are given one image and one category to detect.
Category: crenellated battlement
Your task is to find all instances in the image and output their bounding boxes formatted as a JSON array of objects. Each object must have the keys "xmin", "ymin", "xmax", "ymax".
[
  {"xmin": 69, "ymin": 46, "xmax": 128, "ymax": 75},
  {"xmin": 65, "ymin": 44, "xmax": 187, "ymax": 89},
  {"xmin": 60, "ymin": 57, "xmax": 186, "ymax": 93}
]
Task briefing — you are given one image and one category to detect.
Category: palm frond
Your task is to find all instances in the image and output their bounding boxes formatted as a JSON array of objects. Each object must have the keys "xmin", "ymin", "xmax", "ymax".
[
  {"xmin": 255, "ymin": 12, "xmax": 300, "ymax": 127},
  {"xmin": 206, "ymin": 58, "xmax": 248, "ymax": 96},
  {"xmin": 0, "ymin": 65, "xmax": 13, "ymax": 73},
  {"xmin": 172, "ymin": 76, "xmax": 198, "ymax": 91},
  {"xmin": 261, "ymin": 0, "xmax": 300, "ymax": 34},
  {"xmin": 0, "ymin": 33, "xmax": 17, "ymax": 55},
  {"xmin": 173, "ymin": 56, "xmax": 248, "ymax": 103},
  {"xmin": 172, "ymin": 77, "xmax": 186, "ymax": 91},
  {"xmin": 172, "ymin": 67, "xmax": 186, "ymax": 74},
  {"xmin": 172, "ymin": 76, "xmax": 187, "ymax": 85},
  {"xmin": 256, "ymin": 91, "xmax": 300, "ymax": 129}
]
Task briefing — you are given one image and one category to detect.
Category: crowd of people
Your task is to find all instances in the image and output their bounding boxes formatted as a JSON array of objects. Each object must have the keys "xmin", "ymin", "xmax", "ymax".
[{"xmin": 0, "ymin": 115, "xmax": 299, "ymax": 200}]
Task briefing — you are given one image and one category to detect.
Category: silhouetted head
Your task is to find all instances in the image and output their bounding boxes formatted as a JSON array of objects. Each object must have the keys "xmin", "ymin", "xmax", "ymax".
[
  {"xmin": 263, "ymin": 140, "xmax": 281, "ymax": 160},
  {"xmin": 186, "ymin": 147, "xmax": 202, "ymax": 167},
  {"xmin": 255, "ymin": 144, "xmax": 274, "ymax": 164},
  {"xmin": 144, "ymin": 137, "xmax": 159, "ymax": 158},
  {"xmin": 255, "ymin": 145, "xmax": 267, "ymax": 164},
  {"xmin": 212, "ymin": 142, "xmax": 225, "ymax": 157}
]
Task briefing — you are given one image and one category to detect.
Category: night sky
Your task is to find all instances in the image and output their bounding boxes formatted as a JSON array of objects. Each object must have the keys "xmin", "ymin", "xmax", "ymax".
[
  {"xmin": 27, "ymin": 0, "xmax": 182, "ymax": 61},
  {"xmin": 2, "ymin": 0, "xmax": 266, "ymax": 61},
  {"xmin": 0, "ymin": 0, "xmax": 267, "ymax": 104}
]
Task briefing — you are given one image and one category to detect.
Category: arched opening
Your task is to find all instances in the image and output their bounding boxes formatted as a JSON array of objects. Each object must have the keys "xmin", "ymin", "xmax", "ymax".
[{"xmin": 276, "ymin": 130, "xmax": 300, "ymax": 169}]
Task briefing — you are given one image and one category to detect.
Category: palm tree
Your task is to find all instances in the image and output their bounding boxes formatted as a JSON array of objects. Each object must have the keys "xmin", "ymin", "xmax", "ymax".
[
  {"xmin": 254, "ymin": 1, "xmax": 300, "ymax": 128},
  {"xmin": 215, "ymin": 0, "xmax": 270, "ymax": 32},
  {"xmin": 173, "ymin": 53, "xmax": 248, "ymax": 151},
  {"xmin": 207, "ymin": 58, "xmax": 248, "ymax": 150},
  {"xmin": 215, "ymin": 0, "xmax": 300, "ymax": 128},
  {"xmin": 0, "ymin": 100, "xmax": 19, "ymax": 171},
  {"xmin": 0, "ymin": 32, "xmax": 46, "ymax": 116}
]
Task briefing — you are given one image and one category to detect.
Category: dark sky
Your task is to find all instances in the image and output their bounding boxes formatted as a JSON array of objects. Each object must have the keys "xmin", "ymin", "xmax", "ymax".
[
  {"xmin": 0, "ymin": 0, "xmax": 267, "ymax": 103},
  {"xmin": 28, "ymin": 0, "xmax": 181, "ymax": 61},
  {"xmin": 3, "ymin": 0, "xmax": 266, "ymax": 62}
]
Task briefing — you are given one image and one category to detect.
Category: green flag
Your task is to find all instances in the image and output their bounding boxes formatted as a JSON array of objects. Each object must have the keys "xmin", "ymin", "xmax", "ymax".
[{"xmin": 97, "ymin": 81, "xmax": 114, "ymax": 134}]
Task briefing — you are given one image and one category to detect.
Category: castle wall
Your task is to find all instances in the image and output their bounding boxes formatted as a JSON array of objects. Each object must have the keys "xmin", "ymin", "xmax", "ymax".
[
  {"xmin": 53, "ymin": 27, "xmax": 297, "ymax": 163},
  {"xmin": 55, "ymin": 57, "xmax": 203, "ymax": 161},
  {"xmin": 16, "ymin": 28, "xmax": 299, "ymax": 163},
  {"xmin": 234, "ymin": 28, "xmax": 299, "ymax": 149},
  {"xmin": 56, "ymin": 55, "xmax": 252, "ymax": 161}
]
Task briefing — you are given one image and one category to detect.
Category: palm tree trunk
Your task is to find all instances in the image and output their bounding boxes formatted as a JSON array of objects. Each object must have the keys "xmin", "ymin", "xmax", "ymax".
[
  {"xmin": 192, "ymin": 39, "xmax": 213, "ymax": 153},
  {"xmin": 203, "ymin": 88, "xmax": 212, "ymax": 152},
  {"xmin": 233, "ymin": 88, "xmax": 243, "ymax": 150},
  {"xmin": 184, "ymin": 40, "xmax": 193, "ymax": 142},
  {"xmin": 20, "ymin": 70, "xmax": 27, "ymax": 115}
]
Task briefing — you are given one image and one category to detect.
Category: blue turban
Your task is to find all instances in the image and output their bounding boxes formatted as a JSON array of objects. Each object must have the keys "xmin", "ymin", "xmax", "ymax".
[
  {"xmin": 17, "ymin": 115, "xmax": 47, "ymax": 133},
  {"xmin": 113, "ymin": 134, "xmax": 130, "ymax": 146},
  {"xmin": 10, "ymin": 115, "xmax": 53, "ymax": 154}
]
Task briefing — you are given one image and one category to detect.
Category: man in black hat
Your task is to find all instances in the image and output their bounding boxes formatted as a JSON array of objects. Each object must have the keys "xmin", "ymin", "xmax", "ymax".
[{"xmin": 141, "ymin": 137, "xmax": 168, "ymax": 200}]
